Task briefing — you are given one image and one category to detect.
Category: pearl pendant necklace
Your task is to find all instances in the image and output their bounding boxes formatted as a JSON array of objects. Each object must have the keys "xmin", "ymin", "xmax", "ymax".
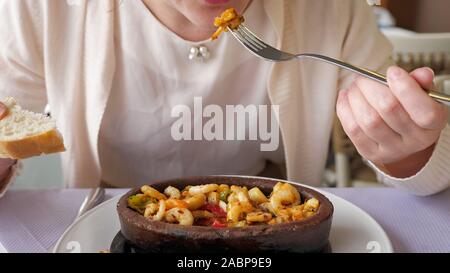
[{"xmin": 188, "ymin": 45, "xmax": 210, "ymax": 62}]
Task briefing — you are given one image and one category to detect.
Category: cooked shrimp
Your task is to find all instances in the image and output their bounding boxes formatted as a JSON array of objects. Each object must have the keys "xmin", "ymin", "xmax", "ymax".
[
  {"xmin": 227, "ymin": 192, "xmax": 238, "ymax": 203},
  {"xmin": 229, "ymin": 220, "xmax": 247, "ymax": 227},
  {"xmin": 237, "ymin": 190, "xmax": 251, "ymax": 203},
  {"xmin": 230, "ymin": 185, "xmax": 241, "ymax": 193},
  {"xmin": 269, "ymin": 183, "xmax": 300, "ymax": 212},
  {"xmin": 181, "ymin": 191, "xmax": 191, "ymax": 199},
  {"xmin": 302, "ymin": 198, "xmax": 319, "ymax": 218},
  {"xmin": 228, "ymin": 186, "xmax": 251, "ymax": 203},
  {"xmin": 164, "ymin": 186, "xmax": 181, "ymax": 199},
  {"xmin": 303, "ymin": 211, "xmax": 316, "ymax": 218},
  {"xmin": 268, "ymin": 217, "xmax": 287, "ymax": 225},
  {"xmin": 304, "ymin": 198, "xmax": 320, "ymax": 212},
  {"xmin": 258, "ymin": 202, "xmax": 276, "ymax": 214},
  {"xmin": 207, "ymin": 191, "xmax": 220, "ymax": 205},
  {"xmin": 141, "ymin": 185, "xmax": 167, "ymax": 200},
  {"xmin": 269, "ymin": 209, "xmax": 291, "ymax": 224},
  {"xmin": 152, "ymin": 200, "xmax": 166, "ymax": 221},
  {"xmin": 227, "ymin": 201, "xmax": 253, "ymax": 223},
  {"xmin": 248, "ymin": 187, "xmax": 268, "ymax": 205},
  {"xmin": 184, "ymin": 194, "xmax": 207, "ymax": 210},
  {"xmin": 218, "ymin": 184, "xmax": 230, "ymax": 193},
  {"xmin": 246, "ymin": 212, "xmax": 272, "ymax": 223},
  {"xmin": 165, "ymin": 208, "xmax": 194, "ymax": 226},
  {"xmin": 165, "ymin": 199, "xmax": 188, "ymax": 210},
  {"xmin": 211, "ymin": 8, "xmax": 244, "ymax": 40},
  {"xmin": 227, "ymin": 203, "xmax": 244, "ymax": 223},
  {"xmin": 289, "ymin": 205, "xmax": 305, "ymax": 221},
  {"xmin": 273, "ymin": 182, "xmax": 283, "ymax": 192},
  {"xmin": 144, "ymin": 203, "xmax": 159, "ymax": 218},
  {"xmin": 189, "ymin": 184, "xmax": 219, "ymax": 195}
]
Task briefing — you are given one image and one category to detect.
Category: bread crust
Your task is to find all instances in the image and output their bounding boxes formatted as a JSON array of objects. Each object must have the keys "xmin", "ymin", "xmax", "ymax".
[{"xmin": 0, "ymin": 129, "xmax": 65, "ymax": 159}]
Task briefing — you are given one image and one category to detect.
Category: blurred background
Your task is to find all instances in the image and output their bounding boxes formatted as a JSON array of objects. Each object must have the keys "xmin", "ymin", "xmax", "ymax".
[
  {"xmin": 380, "ymin": 0, "xmax": 450, "ymax": 32},
  {"xmin": 11, "ymin": 0, "xmax": 450, "ymax": 190}
]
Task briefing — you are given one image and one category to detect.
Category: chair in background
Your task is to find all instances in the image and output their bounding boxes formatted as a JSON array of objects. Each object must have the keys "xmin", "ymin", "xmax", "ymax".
[
  {"xmin": 382, "ymin": 29, "xmax": 450, "ymax": 75},
  {"xmin": 327, "ymin": 30, "xmax": 450, "ymax": 188}
]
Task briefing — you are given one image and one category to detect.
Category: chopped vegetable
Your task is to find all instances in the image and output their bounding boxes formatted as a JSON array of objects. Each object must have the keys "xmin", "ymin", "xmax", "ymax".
[
  {"xmin": 128, "ymin": 194, "xmax": 155, "ymax": 214},
  {"xmin": 200, "ymin": 204, "xmax": 227, "ymax": 218},
  {"xmin": 220, "ymin": 189, "xmax": 231, "ymax": 203},
  {"xmin": 211, "ymin": 219, "xmax": 227, "ymax": 228}
]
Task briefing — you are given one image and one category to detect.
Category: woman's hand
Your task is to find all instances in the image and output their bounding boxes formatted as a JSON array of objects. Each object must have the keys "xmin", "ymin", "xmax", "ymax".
[
  {"xmin": 0, "ymin": 102, "xmax": 16, "ymax": 187},
  {"xmin": 336, "ymin": 66, "xmax": 449, "ymax": 178}
]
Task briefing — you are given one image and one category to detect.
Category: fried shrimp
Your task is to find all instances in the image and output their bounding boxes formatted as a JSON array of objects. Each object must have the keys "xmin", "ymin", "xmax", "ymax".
[
  {"xmin": 207, "ymin": 191, "xmax": 220, "ymax": 205},
  {"xmin": 165, "ymin": 208, "xmax": 194, "ymax": 226},
  {"xmin": 184, "ymin": 194, "xmax": 207, "ymax": 210},
  {"xmin": 165, "ymin": 199, "xmax": 188, "ymax": 210},
  {"xmin": 141, "ymin": 185, "xmax": 167, "ymax": 200},
  {"xmin": 227, "ymin": 201, "xmax": 254, "ymax": 223},
  {"xmin": 246, "ymin": 212, "xmax": 272, "ymax": 223},
  {"xmin": 144, "ymin": 203, "xmax": 159, "ymax": 218},
  {"xmin": 164, "ymin": 186, "xmax": 181, "ymax": 199},
  {"xmin": 189, "ymin": 184, "xmax": 219, "ymax": 195},
  {"xmin": 248, "ymin": 187, "xmax": 268, "ymax": 205},
  {"xmin": 152, "ymin": 199, "xmax": 166, "ymax": 221},
  {"xmin": 270, "ymin": 183, "xmax": 301, "ymax": 212},
  {"xmin": 227, "ymin": 203, "xmax": 244, "ymax": 223},
  {"xmin": 211, "ymin": 8, "xmax": 244, "ymax": 40}
]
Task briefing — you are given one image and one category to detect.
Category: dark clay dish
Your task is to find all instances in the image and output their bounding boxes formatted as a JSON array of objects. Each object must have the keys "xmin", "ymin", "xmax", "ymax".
[{"xmin": 117, "ymin": 176, "xmax": 334, "ymax": 253}]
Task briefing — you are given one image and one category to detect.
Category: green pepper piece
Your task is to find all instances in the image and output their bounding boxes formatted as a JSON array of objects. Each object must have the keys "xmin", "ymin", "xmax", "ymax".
[
  {"xmin": 219, "ymin": 189, "xmax": 231, "ymax": 203},
  {"xmin": 127, "ymin": 194, "xmax": 155, "ymax": 214}
]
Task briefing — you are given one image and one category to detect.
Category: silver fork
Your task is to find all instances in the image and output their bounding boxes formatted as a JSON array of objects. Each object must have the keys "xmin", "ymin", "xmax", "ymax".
[
  {"xmin": 228, "ymin": 25, "xmax": 450, "ymax": 106},
  {"xmin": 76, "ymin": 187, "xmax": 106, "ymax": 218}
]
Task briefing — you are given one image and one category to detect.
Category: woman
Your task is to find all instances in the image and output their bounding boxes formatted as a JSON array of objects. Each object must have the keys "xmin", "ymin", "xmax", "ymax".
[{"xmin": 0, "ymin": 0, "xmax": 448, "ymax": 196}]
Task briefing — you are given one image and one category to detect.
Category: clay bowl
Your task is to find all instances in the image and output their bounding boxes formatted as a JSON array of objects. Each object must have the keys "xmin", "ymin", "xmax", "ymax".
[{"xmin": 117, "ymin": 176, "xmax": 334, "ymax": 253}]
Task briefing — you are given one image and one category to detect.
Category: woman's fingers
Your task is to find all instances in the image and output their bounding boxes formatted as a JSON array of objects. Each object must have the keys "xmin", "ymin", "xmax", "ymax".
[
  {"xmin": 336, "ymin": 89, "xmax": 379, "ymax": 161},
  {"xmin": 409, "ymin": 67, "xmax": 434, "ymax": 90},
  {"xmin": 347, "ymin": 83, "xmax": 403, "ymax": 148},
  {"xmin": 354, "ymin": 76, "xmax": 416, "ymax": 136},
  {"xmin": 0, "ymin": 102, "xmax": 8, "ymax": 120},
  {"xmin": 0, "ymin": 102, "xmax": 15, "ymax": 181},
  {"xmin": 386, "ymin": 66, "xmax": 447, "ymax": 130},
  {"xmin": 338, "ymin": 66, "xmax": 448, "ymax": 167}
]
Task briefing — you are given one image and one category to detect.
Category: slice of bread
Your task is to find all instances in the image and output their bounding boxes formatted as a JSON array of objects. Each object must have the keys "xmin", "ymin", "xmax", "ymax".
[{"xmin": 0, "ymin": 97, "xmax": 66, "ymax": 159}]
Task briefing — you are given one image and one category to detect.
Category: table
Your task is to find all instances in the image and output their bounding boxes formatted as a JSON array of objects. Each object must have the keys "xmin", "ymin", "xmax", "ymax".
[{"xmin": 0, "ymin": 188, "xmax": 449, "ymax": 253}]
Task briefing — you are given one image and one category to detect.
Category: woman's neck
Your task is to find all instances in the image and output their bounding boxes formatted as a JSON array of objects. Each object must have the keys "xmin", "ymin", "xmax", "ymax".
[
  {"xmin": 142, "ymin": 0, "xmax": 252, "ymax": 42},
  {"xmin": 142, "ymin": 0, "xmax": 216, "ymax": 42}
]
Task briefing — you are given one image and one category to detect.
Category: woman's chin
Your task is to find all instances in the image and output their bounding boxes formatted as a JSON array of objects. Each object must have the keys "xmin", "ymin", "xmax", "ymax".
[
  {"xmin": 196, "ymin": 0, "xmax": 248, "ymax": 17},
  {"xmin": 187, "ymin": 9, "xmax": 226, "ymax": 29},
  {"xmin": 203, "ymin": 0, "xmax": 232, "ymax": 5}
]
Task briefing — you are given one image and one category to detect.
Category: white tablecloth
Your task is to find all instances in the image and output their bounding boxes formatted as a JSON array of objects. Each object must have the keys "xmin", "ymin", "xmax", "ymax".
[{"xmin": 0, "ymin": 242, "xmax": 7, "ymax": 253}]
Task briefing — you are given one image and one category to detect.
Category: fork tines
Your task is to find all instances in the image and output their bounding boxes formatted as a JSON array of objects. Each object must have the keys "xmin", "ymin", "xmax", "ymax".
[{"xmin": 229, "ymin": 25, "xmax": 268, "ymax": 51}]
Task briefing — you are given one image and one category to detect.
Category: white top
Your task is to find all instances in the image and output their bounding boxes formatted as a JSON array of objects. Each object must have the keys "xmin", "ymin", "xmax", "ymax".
[{"xmin": 98, "ymin": 0, "xmax": 282, "ymax": 186}]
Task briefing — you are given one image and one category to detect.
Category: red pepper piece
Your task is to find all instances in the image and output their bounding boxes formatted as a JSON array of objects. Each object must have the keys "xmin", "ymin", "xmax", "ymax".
[
  {"xmin": 212, "ymin": 219, "xmax": 227, "ymax": 228},
  {"xmin": 201, "ymin": 204, "xmax": 227, "ymax": 218}
]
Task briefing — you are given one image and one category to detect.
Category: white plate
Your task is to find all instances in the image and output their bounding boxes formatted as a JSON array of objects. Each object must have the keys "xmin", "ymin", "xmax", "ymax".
[{"xmin": 54, "ymin": 182, "xmax": 393, "ymax": 253}]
